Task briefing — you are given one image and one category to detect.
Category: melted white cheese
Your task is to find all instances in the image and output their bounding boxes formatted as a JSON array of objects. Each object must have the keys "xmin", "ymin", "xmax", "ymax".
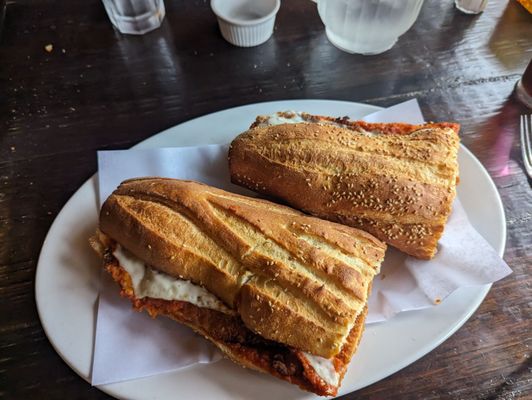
[
  {"xmin": 300, "ymin": 315, "xmax": 357, "ymax": 387},
  {"xmin": 262, "ymin": 111, "xmax": 306, "ymax": 126},
  {"xmin": 262, "ymin": 111, "xmax": 377, "ymax": 136},
  {"xmin": 113, "ymin": 245, "xmax": 230, "ymax": 313},
  {"xmin": 302, "ymin": 352, "xmax": 339, "ymax": 386}
]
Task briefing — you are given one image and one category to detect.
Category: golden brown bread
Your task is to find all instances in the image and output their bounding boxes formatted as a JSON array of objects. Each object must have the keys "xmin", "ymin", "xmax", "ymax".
[
  {"xmin": 229, "ymin": 113, "xmax": 460, "ymax": 259},
  {"xmin": 99, "ymin": 177, "xmax": 385, "ymax": 358},
  {"xmin": 90, "ymin": 235, "xmax": 368, "ymax": 396}
]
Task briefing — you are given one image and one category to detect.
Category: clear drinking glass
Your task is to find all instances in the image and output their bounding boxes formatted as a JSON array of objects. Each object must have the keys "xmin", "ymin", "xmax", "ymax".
[
  {"xmin": 316, "ymin": 0, "xmax": 424, "ymax": 55},
  {"xmin": 102, "ymin": 0, "xmax": 165, "ymax": 35}
]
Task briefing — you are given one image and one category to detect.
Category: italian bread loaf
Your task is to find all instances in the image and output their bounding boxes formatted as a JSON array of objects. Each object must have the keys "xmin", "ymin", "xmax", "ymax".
[
  {"xmin": 229, "ymin": 113, "xmax": 460, "ymax": 259},
  {"xmin": 99, "ymin": 177, "xmax": 386, "ymax": 358}
]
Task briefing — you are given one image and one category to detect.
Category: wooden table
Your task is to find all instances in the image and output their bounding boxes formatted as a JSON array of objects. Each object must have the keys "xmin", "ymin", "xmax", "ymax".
[{"xmin": 1, "ymin": 0, "xmax": 531, "ymax": 398}]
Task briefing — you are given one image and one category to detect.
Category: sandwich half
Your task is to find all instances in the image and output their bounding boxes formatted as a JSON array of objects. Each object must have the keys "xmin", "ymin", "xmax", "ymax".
[
  {"xmin": 229, "ymin": 111, "xmax": 460, "ymax": 259},
  {"xmin": 90, "ymin": 178, "xmax": 386, "ymax": 396}
]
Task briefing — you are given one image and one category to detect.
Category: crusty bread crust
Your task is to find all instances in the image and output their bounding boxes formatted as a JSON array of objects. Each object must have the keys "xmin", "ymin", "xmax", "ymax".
[
  {"xmin": 230, "ymin": 115, "xmax": 460, "ymax": 259},
  {"xmin": 99, "ymin": 178, "xmax": 385, "ymax": 358},
  {"xmin": 97, "ymin": 241, "xmax": 368, "ymax": 397}
]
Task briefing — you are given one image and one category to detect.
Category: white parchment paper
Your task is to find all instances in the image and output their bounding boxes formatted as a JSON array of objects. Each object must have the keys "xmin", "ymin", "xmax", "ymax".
[{"xmin": 91, "ymin": 99, "xmax": 511, "ymax": 385}]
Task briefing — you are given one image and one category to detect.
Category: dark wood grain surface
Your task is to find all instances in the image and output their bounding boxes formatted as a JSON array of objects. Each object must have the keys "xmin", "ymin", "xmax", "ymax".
[{"xmin": 1, "ymin": 0, "xmax": 531, "ymax": 399}]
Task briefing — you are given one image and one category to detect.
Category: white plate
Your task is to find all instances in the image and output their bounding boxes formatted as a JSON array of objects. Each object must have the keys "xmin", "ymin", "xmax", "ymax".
[{"xmin": 35, "ymin": 99, "xmax": 506, "ymax": 400}]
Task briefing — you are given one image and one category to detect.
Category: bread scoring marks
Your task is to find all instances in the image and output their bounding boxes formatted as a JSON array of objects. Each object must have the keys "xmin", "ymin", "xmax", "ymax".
[{"xmin": 113, "ymin": 245, "xmax": 232, "ymax": 313}]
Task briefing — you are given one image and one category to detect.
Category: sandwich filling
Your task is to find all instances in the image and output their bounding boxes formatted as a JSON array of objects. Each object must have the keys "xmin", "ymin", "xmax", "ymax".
[
  {"xmin": 113, "ymin": 246, "xmax": 231, "ymax": 313},
  {"xmin": 256, "ymin": 111, "xmax": 376, "ymax": 136},
  {"xmin": 259, "ymin": 111, "xmax": 307, "ymax": 126},
  {"xmin": 112, "ymin": 244, "xmax": 339, "ymax": 386},
  {"xmin": 302, "ymin": 352, "xmax": 339, "ymax": 386}
]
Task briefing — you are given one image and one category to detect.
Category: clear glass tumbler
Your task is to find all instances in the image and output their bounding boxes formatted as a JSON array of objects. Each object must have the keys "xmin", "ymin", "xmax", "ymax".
[
  {"xmin": 102, "ymin": 0, "xmax": 165, "ymax": 35},
  {"xmin": 316, "ymin": 0, "xmax": 424, "ymax": 55}
]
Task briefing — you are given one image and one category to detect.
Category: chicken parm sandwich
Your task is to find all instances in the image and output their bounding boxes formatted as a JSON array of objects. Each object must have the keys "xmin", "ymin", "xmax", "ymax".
[{"xmin": 90, "ymin": 178, "xmax": 385, "ymax": 396}]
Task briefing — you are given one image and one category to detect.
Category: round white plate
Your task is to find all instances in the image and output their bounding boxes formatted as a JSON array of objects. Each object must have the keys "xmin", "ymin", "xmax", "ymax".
[{"xmin": 35, "ymin": 99, "xmax": 506, "ymax": 400}]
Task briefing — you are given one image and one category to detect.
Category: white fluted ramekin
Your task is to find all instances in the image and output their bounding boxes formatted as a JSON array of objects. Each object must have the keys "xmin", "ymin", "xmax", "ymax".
[{"xmin": 211, "ymin": 0, "xmax": 280, "ymax": 47}]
